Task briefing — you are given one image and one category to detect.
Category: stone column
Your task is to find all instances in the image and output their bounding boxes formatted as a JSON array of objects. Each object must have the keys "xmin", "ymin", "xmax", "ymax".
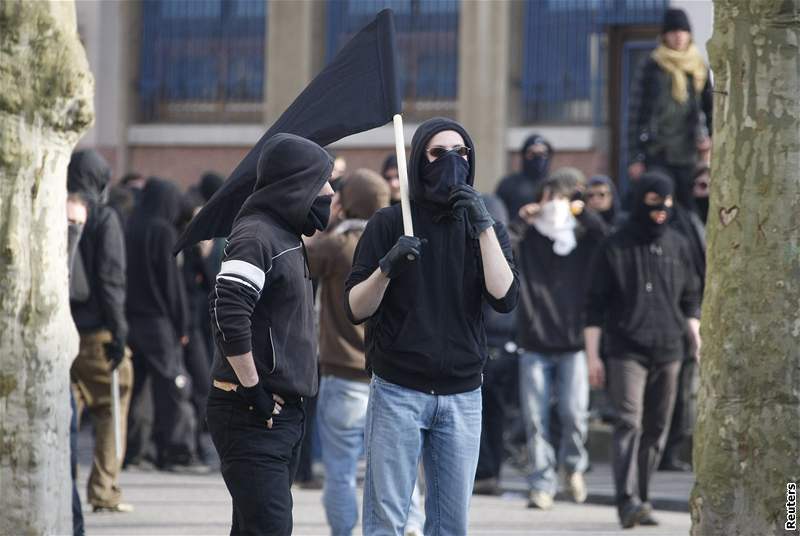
[{"xmin": 457, "ymin": 0, "xmax": 511, "ymax": 193}]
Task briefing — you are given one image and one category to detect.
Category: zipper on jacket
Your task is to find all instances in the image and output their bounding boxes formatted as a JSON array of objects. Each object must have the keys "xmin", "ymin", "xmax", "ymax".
[{"xmin": 268, "ymin": 326, "xmax": 277, "ymax": 374}]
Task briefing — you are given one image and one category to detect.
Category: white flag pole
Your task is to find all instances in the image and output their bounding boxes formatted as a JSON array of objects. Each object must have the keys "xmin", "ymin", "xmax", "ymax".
[
  {"xmin": 111, "ymin": 369, "xmax": 122, "ymax": 463},
  {"xmin": 392, "ymin": 114, "xmax": 414, "ymax": 237}
]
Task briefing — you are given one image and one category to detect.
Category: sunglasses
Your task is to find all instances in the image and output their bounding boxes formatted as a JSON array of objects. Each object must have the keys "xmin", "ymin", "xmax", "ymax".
[
  {"xmin": 427, "ymin": 145, "xmax": 471, "ymax": 159},
  {"xmin": 586, "ymin": 191, "xmax": 610, "ymax": 199}
]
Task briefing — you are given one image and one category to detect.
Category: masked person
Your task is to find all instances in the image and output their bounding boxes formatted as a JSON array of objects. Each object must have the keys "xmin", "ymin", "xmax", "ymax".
[
  {"xmin": 346, "ymin": 118, "xmax": 519, "ymax": 535},
  {"xmin": 496, "ymin": 134, "xmax": 554, "ymax": 217},
  {"xmin": 691, "ymin": 164, "xmax": 710, "ymax": 224},
  {"xmin": 587, "ymin": 175, "xmax": 626, "ymax": 231},
  {"xmin": 67, "ymin": 150, "xmax": 134, "ymax": 513},
  {"xmin": 380, "ymin": 154, "xmax": 402, "ymax": 206},
  {"xmin": 305, "ymin": 169, "xmax": 424, "ymax": 536},
  {"xmin": 125, "ymin": 178, "xmax": 200, "ymax": 471},
  {"xmin": 205, "ymin": 134, "xmax": 334, "ymax": 535},
  {"xmin": 585, "ymin": 172, "xmax": 701, "ymax": 529},
  {"xmin": 510, "ymin": 168, "xmax": 608, "ymax": 510},
  {"xmin": 627, "ymin": 8, "xmax": 713, "ymax": 213}
]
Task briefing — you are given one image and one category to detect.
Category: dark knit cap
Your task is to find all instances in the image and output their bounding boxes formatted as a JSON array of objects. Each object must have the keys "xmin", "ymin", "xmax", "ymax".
[{"xmin": 662, "ymin": 8, "xmax": 691, "ymax": 34}]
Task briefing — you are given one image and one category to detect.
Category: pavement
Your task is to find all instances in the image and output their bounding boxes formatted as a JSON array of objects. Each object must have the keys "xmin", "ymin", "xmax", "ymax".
[{"xmin": 77, "ymin": 429, "xmax": 693, "ymax": 535}]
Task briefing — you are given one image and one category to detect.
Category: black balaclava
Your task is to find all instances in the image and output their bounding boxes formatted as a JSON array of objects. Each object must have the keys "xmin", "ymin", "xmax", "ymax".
[
  {"xmin": 520, "ymin": 134, "xmax": 553, "ymax": 182},
  {"xmin": 627, "ymin": 171, "xmax": 674, "ymax": 242},
  {"xmin": 407, "ymin": 117, "xmax": 475, "ymax": 214}
]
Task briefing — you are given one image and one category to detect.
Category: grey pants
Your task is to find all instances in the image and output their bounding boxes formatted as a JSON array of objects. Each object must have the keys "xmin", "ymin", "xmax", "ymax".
[{"xmin": 607, "ymin": 358, "xmax": 681, "ymax": 505}]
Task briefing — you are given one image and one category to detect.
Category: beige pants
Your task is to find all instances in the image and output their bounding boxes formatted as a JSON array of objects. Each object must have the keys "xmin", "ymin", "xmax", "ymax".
[{"xmin": 71, "ymin": 330, "xmax": 133, "ymax": 507}]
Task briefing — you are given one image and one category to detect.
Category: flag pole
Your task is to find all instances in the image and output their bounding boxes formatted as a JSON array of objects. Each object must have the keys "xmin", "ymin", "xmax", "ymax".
[{"xmin": 392, "ymin": 114, "xmax": 414, "ymax": 237}]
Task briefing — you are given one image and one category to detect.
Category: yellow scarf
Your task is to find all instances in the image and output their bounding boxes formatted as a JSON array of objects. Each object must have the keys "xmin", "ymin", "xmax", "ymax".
[{"xmin": 651, "ymin": 43, "xmax": 707, "ymax": 103}]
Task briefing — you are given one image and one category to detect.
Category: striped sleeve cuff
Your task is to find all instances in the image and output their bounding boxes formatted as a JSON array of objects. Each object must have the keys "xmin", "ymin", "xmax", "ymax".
[{"xmin": 217, "ymin": 260, "xmax": 265, "ymax": 294}]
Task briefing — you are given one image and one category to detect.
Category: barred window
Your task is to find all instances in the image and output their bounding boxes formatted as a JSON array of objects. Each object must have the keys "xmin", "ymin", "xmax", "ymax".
[
  {"xmin": 138, "ymin": 0, "xmax": 267, "ymax": 123},
  {"xmin": 326, "ymin": 0, "xmax": 459, "ymax": 121}
]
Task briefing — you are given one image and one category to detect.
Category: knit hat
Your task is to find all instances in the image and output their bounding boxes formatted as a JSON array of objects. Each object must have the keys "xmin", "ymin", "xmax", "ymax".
[{"xmin": 662, "ymin": 8, "xmax": 691, "ymax": 34}]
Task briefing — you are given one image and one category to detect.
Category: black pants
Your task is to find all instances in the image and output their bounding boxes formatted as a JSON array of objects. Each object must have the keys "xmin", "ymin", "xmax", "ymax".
[
  {"xmin": 126, "ymin": 316, "xmax": 197, "ymax": 465},
  {"xmin": 294, "ymin": 392, "xmax": 317, "ymax": 482},
  {"xmin": 607, "ymin": 358, "xmax": 681, "ymax": 505},
  {"xmin": 476, "ymin": 352, "xmax": 517, "ymax": 480},
  {"xmin": 184, "ymin": 326, "xmax": 211, "ymax": 426},
  {"xmin": 662, "ymin": 358, "xmax": 697, "ymax": 463},
  {"xmin": 206, "ymin": 390, "xmax": 305, "ymax": 536}
]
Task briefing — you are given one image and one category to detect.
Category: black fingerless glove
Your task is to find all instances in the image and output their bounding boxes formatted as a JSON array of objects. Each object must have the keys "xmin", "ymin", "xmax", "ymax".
[
  {"xmin": 379, "ymin": 236, "xmax": 424, "ymax": 279},
  {"xmin": 238, "ymin": 381, "xmax": 276, "ymax": 420},
  {"xmin": 103, "ymin": 339, "xmax": 126, "ymax": 371},
  {"xmin": 449, "ymin": 185, "xmax": 495, "ymax": 238}
]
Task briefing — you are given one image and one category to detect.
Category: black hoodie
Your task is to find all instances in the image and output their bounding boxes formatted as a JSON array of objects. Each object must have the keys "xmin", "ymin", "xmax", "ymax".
[
  {"xmin": 209, "ymin": 134, "xmax": 333, "ymax": 398},
  {"xmin": 67, "ymin": 150, "xmax": 128, "ymax": 345},
  {"xmin": 586, "ymin": 174, "xmax": 701, "ymax": 362},
  {"xmin": 345, "ymin": 117, "xmax": 519, "ymax": 395},
  {"xmin": 126, "ymin": 178, "xmax": 189, "ymax": 340},
  {"xmin": 495, "ymin": 134, "xmax": 554, "ymax": 217}
]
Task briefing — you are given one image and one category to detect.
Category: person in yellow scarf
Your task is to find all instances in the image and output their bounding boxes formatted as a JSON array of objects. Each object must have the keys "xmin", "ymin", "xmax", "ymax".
[{"xmin": 627, "ymin": 8, "xmax": 713, "ymax": 217}]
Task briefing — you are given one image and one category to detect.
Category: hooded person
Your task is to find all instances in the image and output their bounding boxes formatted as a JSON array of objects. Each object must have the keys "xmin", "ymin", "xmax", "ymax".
[
  {"xmin": 205, "ymin": 133, "xmax": 335, "ymax": 535},
  {"xmin": 627, "ymin": 7, "xmax": 713, "ymax": 212},
  {"xmin": 587, "ymin": 175, "xmax": 626, "ymax": 230},
  {"xmin": 507, "ymin": 169, "xmax": 608, "ymax": 510},
  {"xmin": 585, "ymin": 171, "xmax": 701, "ymax": 529},
  {"xmin": 380, "ymin": 153, "xmax": 402, "ymax": 205},
  {"xmin": 124, "ymin": 177, "xmax": 200, "ymax": 471},
  {"xmin": 66, "ymin": 150, "xmax": 135, "ymax": 513},
  {"xmin": 345, "ymin": 117, "xmax": 519, "ymax": 535},
  {"xmin": 495, "ymin": 134, "xmax": 554, "ymax": 217}
]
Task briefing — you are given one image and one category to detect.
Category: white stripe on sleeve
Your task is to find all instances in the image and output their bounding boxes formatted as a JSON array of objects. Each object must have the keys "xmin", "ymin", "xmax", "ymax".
[{"xmin": 218, "ymin": 259, "xmax": 266, "ymax": 291}]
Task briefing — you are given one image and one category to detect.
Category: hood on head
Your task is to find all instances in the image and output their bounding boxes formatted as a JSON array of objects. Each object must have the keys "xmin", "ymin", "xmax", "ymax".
[
  {"xmin": 238, "ymin": 133, "xmax": 333, "ymax": 234},
  {"xmin": 588, "ymin": 174, "xmax": 621, "ymax": 216},
  {"xmin": 67, "ymin": 150, "xmax": 112, "ymax": 204},
  {"xmin": 381, "ymin": 154, "xmax": 397, "ymax": 177},
  {"xmin": 340, "ymin": 169, "xmax": 389, "ymax": 220},
  {"xmin": 520, "ymin": 133, "xmax": 554, "ymax": 156},
  {"xmin": 200, "ymin": 172, "xmax": 224, "ymax": 202},
  {"xmin": 137, "ymin": 178, "xmax": 183, "ymax": 225},
  {"xmin": 408, "ymin": 117, "xmax": 475, "ymax": 202}
]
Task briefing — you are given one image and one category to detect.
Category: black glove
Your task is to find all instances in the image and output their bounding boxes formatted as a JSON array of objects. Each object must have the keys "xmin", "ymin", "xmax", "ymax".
[
  {"xmin": 238, "ymin": 381, "xmax": 276, "ymax": 422},
  {"xmin": 103, "ymin": 339, "xmax": 126, "ymax": 371},
  {"xmin": 379, "ymin": 236, "xmax": 424, "ymax": 279},
  {"xmin": 449, "ymin": 185, "xmax": 495, "ymax": 238}
]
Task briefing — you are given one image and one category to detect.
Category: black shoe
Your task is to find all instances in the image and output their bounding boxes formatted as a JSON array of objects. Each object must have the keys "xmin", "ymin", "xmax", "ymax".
[
  {"xmin": 619, "ymin": 500, "xmax": 650, "ymax": 529},
  {"xmin": 473, "ymin": 477, "xmax": 501, "ymax": 496},
  {"xmin": 294, "ymin": 478, "xmax": 324, "ymax": 490},
  {"xmin": 658, "ymin": 457, "xmax": 692, "ymax": 472}
]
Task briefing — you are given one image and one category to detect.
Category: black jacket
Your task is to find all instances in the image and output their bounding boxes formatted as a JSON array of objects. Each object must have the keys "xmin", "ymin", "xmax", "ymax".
[
  {"xmin": 209, "ymin": 134, "xmax": 333, "ymax": 398},
  {"xmin": 512, "ymin": 209, "xmax": 608, "ymax": 353},
  {"xmin": 345, "ymin": 118, "xmax": 520, "ymax": 395},
  {"xmin": 586, "ymin": 225, "xmax": 701, "ymax": 361},
  {"xmin": 67, "ymin": 150, "xmax": 128, "ymax": 345},
  {"xmin": 126, "ymin": 178, "xmax": 189, "ymax": 340}
]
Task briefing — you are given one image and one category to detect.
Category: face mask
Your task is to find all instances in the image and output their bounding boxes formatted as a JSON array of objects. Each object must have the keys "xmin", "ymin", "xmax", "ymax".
[
  {"xmin": 523, "ymin": 155, "xmax": 549, "ymax": 181},
  {"xmin": 67, "ymin": 223, "xmax": 84, "ymax": 268},
  {"xmin": 631, "ymin": 198, "xmax": 672, "ymax": 240},
  {"xmin": 419, "ymin": 151, "xmax": 470, "ymax": 205},
  {"xmin": 302, "ymin": 195, "xmax": 332, "ymax": 237},
  {"xmin": 532, "ymin": 199, "xmax": 577, "ymax": 256}
]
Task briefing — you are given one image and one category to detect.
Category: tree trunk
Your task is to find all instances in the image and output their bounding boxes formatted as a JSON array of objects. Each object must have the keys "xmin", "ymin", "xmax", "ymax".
[
  {"xmin": 691, "ymin": 1, "xmax": 800, "ymax": 535},
  {"xmin": 0, "ymin": 1, "xmax": 94, "ymax": 533}
]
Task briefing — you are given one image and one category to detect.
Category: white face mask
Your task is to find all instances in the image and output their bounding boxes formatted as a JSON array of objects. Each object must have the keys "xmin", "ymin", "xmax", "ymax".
[{"xmin": 532, "ymin": 199, "xmax": 577, "ymax": 256}]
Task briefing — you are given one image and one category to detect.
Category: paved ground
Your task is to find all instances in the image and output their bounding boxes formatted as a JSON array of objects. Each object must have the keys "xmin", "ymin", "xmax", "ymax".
[{"xmin": 77, "ymin": 431, "xmax": 692, "ymax": 535}]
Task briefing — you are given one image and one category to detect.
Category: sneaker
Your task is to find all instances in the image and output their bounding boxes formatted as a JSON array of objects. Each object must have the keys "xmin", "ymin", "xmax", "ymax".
[
  {"xmin": 92, "ymin": 502, "xmax": 134, "ymax": 513},
  {"xmin": 618, "ymin": 500, "xmax": 650, "ymax": 529},
  {"xmin": 639, "ymin": 502, "xmax": 659, "ymax": 526},
  {"xmin": 404, "ymin": 528, "xmax": 424, "ymax": 536},
  {"xmin": 564, "ymin": 472, "xmax": 587, "ymax": 503},
  {"xmin": 527, "ymin": 490, "xmax": 554, "ymax": 510},
  {"xmin": 473, "ymin": 477, "xmax": 501, "ymax": 496}
]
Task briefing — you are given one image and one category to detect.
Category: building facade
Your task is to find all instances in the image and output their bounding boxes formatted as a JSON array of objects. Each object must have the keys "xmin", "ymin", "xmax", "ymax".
[{"xmin": 75, "ymin": 0, "xmax": 712, "ymax": 194}]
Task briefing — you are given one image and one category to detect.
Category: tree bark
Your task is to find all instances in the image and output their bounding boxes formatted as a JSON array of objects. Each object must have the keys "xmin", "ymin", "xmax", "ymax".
[
  {"xmin": 0, "ymin": 1, "xmax": 94, "ymax": 534},
  {"xmin": 691, "ymin": 1, "xmax": 800, "ymax": 535}
]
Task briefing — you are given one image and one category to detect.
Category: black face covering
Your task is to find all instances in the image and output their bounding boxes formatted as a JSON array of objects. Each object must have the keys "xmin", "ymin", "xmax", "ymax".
[
  {"xmin": 523, "ymin": 155, "xmax": 549, "ymax": 181},
  {"xmin": 627, "ymin": 171, "xmax": 674, "ymax": 242},
  {"xmin": 696, "ymin": 197, "xmax": 709, "ymax": 224},
  {"xmin": 419, "ymin": 151, "xmax": 470, "ymax": 206},
  {"xmin": 303, "ymin": 195, "xmax": 332, "ymax": 237}
]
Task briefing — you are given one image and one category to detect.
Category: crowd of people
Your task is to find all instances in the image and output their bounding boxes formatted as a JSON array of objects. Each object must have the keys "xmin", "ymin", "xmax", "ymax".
[{"xmin": 63, "ymin": 7, "xmax": 712, "ymax": 535}]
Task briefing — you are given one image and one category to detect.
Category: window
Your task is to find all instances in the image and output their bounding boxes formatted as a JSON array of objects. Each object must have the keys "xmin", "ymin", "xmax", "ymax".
[
  {"xmin": 521, "ymin": 0, "xmax": 667, "ymax": 125},
  {"xmin": 326, "ymin": 0, "xmax": 459, "ymax": 121},
  {"xmin": 138, "ymin": 0, "xmax": 267, "ymax": 122}
]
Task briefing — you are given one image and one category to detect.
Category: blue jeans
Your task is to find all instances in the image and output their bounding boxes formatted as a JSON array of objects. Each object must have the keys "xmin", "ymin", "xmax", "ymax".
[
  {"xmin": 519, "ymin": 351, "xmax": 589, "ymax": 495},
  {"xmin": 317, "ymin": 375, "xmax": 424, "ymax": 536},
  {"xmin": 363, "ymin": 375, "xmax": 482, "ymax": 536}
]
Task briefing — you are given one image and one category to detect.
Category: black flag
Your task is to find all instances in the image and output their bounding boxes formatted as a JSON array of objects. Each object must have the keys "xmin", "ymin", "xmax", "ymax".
[{"xmin": 175, "ymin": 9, "xmax": 401, "ymax": 252}]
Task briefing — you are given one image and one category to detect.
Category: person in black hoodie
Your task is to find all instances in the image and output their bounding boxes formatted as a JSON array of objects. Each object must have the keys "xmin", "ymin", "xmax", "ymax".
[
  {"xmin": 495, "ymin": 133, "xmax": 554, "ymax": 217},
  {"xmin": 587, "ymin": 175, "xmax": 626, "ymax": 231},
  {"xmin": 67, "ymin": 150, "xmax": 134, "ymax": 513},
  {"xmin": 346, "ymin": 117, "xmax": 519, "ymax": 535},
  {"xmin": 206, "ymin": 133, "xmax": 334, "ymax": 535},
  {"xmin": 380, "ymin": 153, "xmax": 402, "ymax": 205},
  {"xmin": 125, "ymin": 178, "xmax": 199, "ymax": 471},
  {"xmin": 510, "ymin": 168, "xmax": 608, "ymax": 510},
  {"xmin": 585, "ymin": 171, "xmax": 701, "ymax": 529}
]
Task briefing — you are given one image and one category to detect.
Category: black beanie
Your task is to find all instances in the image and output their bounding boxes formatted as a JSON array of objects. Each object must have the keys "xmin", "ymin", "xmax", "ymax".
[{"xmin": 662, "ymin": 8, "xmax": 691, "ymax": 34}]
